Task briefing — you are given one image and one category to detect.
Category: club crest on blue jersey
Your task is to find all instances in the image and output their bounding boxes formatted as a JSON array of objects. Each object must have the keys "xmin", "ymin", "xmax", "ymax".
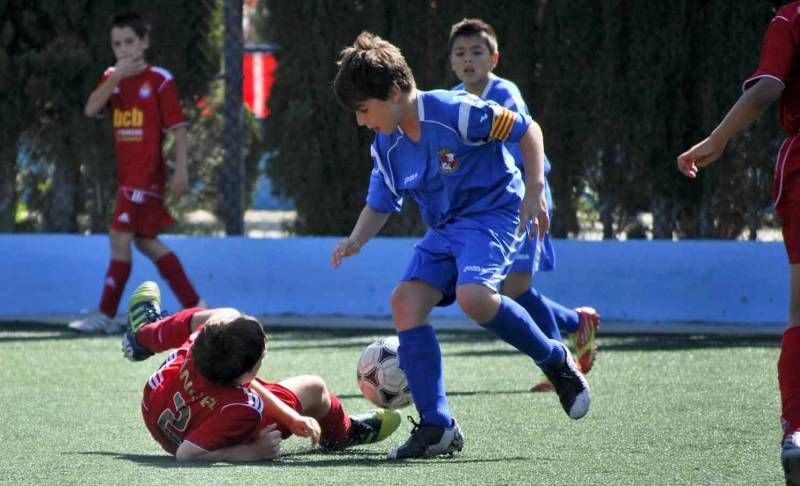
[
  {"xmin": 139, "ymin": 82, "xmax": 153, "ymax": 99},
  {"xmin": 437, "ymin": 148, "xmax": 459, "ymax": 174}
]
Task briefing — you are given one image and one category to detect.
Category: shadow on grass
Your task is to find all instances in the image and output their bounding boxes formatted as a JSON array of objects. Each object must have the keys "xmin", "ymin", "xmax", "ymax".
[
  {"xmin": 0, "ymin": 322, "xmax": 780, "ymax": 351},
  {"xmin": 598, "ymin": 334, "xmax": 780, "ymax": 351},
  {"xmin": 75, "ymin": 449, "xmax": 528, "ymax": 468},
  {"xmin": 332, "ymin": 388, "xmax": 530, "ymax": 401}
]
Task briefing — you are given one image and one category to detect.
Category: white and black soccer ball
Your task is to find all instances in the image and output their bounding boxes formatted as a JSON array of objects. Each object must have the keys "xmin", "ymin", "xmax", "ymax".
[{"xmin": 357, "ymin": 336, "xmax": 413, "ymax": 409}]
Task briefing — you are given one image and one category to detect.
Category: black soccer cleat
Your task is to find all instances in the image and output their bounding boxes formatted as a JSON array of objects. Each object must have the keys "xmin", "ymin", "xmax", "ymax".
[
  {"xmin": 544, "ymin": 344, "xmax": 591, "ymax": 419},
  {"xmin": 387, "ymin": 416, "xmax": 464, "ymax": 460}
]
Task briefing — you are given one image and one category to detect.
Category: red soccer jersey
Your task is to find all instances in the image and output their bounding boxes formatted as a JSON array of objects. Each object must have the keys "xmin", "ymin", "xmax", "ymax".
[
  {"xmin": 745, "ymin": 2, "xmax": 800, "ymax": 135},
  {"xmin": 99, "ymin": 65, "xmax": 187, "ymax": 195},
  {"xmin": 141, "ymin": 329, "xmax": 269, "ymax": 455}
]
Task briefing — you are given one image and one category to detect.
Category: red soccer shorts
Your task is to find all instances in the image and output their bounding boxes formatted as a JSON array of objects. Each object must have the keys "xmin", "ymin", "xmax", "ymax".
[
  {"xmin": 254, "ymin": 379, "xmax": 304, "ymax": 439},
  {"xmin": 775, "ymin": 134, "xmax": 800, "ymax": 264},
  {"xmin": 111, "ymin": 188, "xmax": 175, "ymax": 238}
]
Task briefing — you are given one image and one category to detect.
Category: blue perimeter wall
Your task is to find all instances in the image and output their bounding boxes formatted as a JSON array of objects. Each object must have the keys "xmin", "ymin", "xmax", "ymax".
[{"xmin": 0, "ymin": 234, "xmax": 788, "ymax": 329}]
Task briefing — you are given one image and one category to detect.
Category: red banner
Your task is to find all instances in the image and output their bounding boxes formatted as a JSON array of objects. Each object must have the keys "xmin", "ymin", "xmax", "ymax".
[{"xmin": 243, "ymin": 50, "xmax": 276, "ymax": 119}]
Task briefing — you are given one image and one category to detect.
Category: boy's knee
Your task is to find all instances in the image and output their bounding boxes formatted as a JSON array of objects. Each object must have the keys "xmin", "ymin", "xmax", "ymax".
[
  {"xmin": 390, "ymin": 285, "xmax": 422, "ymax": 326},
  {"xmin": 456, "ymin": 285, "xmax": 499, "ymax": 324}
]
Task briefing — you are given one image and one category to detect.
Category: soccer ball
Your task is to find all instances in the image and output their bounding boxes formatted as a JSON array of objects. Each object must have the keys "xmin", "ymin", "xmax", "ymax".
[{"xmin": 357, "ymin": 336, "xmax": 413, "ymax": 409}]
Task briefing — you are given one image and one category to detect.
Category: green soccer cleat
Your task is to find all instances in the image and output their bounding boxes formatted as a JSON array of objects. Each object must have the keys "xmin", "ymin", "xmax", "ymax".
[
  {"xmin": 127, "ymin": 281, "xmax": 162, "ymax": 333},
  {"xmin": 320, "ymin": 408, "xmax": 402, "ymax": 451},
  {"xmin": 121, "ymin": 281, "xmax": 162, "ymax": 362}
]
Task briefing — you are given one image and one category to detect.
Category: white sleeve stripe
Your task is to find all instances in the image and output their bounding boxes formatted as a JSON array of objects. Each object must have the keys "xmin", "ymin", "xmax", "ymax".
[
  {"xmin": 458, "ymin": 100, "xmax": 471, "ymax": 140},
  {"xmin": 150, "ymin": 66, "xmax": 174, "ymax": 93},
  {"xmin": 741, "ymin": 74, "xmax": 785, "ymax": 93},
  {"xmin": 422, "ymin": 119, "xmax": 482, "ymax": 146},
  {"xmin": 372, "ymin": 144, "xmax": 400, "ymax": 198}
]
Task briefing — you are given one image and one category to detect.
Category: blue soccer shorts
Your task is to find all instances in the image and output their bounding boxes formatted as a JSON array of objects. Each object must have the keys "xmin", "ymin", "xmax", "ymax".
[{"xmin": 401, "ymin": 211, "xmax": 526, "ymax": 306}]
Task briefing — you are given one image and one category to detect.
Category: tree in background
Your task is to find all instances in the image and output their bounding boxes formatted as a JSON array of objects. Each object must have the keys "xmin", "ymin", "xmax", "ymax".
[{"xmin": 262, "ymin": 0, "xmax": 787, "ymax": 240}]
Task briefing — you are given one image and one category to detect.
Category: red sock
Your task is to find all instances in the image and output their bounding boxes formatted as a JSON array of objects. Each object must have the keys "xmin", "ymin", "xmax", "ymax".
[
  {"xmin": 99, "ymin": 259, "xmax": 132, "ymax": 317},
  {"xmin": 319, "ymin": 393, "xmax": 352, "ymax": 448},
  {"xmin": 136, "ymin": 308, "xmax": 200, "ymax": 353},
  {"xmin": 780, "ymin": 326, "xmax": 800, "ymax": 436},
  {"xmin": 155, "ymin": 252, "xmax": 200, "ymax": 308}
]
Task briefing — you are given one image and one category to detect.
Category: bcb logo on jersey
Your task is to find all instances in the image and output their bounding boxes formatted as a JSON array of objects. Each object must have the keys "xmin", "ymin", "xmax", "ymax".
[
  {"xmin": 113, "ymin": 108, "xmax": 144, "ymax": 128},
  {"xmin": 437, "ymin": 148, "xmax": 459, "ymax": 174}
]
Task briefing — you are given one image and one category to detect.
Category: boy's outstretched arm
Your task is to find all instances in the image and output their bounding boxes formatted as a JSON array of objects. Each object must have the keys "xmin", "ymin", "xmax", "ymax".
[
  {"xmin": 175, "ymin": 424, "xmax": 282, "ymax": 462},
  {"xmin": 677, "ymin": 77, "xmax": 784, "ymax": 178},
  {"xmin": 331, "ymin": 205, "xmax": 390, "ymax": 268},
  {"xmin": 518, "ymin": 121, "xmax": 549, "ymax": 239}
]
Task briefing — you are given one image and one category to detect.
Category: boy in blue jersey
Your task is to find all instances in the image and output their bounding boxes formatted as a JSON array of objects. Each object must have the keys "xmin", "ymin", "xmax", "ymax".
[
  {"xmin": 331, "ymin": 32, "xmax": 590, "ymax": 460},
  {"xmin": 449, "ymin": 18, "xmax": 600, "ymax": 392}
]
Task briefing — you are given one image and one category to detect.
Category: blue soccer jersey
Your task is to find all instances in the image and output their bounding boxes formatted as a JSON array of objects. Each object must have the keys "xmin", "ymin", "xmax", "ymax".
[
  {"xmin": 365, "ymin": 89, "xmax": 531, "ymax": 227},
  {"xmin": 454, "ymin": 74, "xmax": 556, "ymax": 272},
  {"xmin": 365, "ymin": 89, "xmax": 535, "ymax": 302}
]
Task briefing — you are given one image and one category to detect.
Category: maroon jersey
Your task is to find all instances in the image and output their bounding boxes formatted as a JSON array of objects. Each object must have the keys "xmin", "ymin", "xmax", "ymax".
[
  {"xmin": 141, "ymin": 328, "xmax": 269, "ymax": 455},
  {"xmin": 745, "ymin": 2, "xmax": 800, "ymax": 135},
  {"xmin": 99, "ymin": 65, "xmax": 187, "ymax": 196}
]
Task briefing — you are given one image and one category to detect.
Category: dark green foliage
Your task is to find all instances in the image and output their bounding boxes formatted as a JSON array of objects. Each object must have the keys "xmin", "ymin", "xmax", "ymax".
[
  {"xmin": 263, "ymin": 0, "xmax": 787, "ymax": 239},
  {"xmin": 6, "ymin": 0, "xmax": 221, "ymax": 233}
]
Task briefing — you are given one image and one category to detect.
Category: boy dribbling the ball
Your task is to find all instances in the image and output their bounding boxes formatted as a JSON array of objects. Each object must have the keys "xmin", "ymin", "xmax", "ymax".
[{"xmin": 331, "ymin": 32, "xmax": 590, "ymax": 460}]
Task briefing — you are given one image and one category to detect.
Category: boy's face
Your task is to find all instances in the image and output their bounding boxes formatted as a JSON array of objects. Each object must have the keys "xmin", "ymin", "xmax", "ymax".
[
  {"xmin": 450, "ymin": 34, "xmax": 498, "ymax": 87},
  {"xmin": 110, "ymin": 26, "xmax": 148, "ymax": 62},
  {"xmin": 354, "ymin": 87, "xmax": 404, "ymax": 135}
]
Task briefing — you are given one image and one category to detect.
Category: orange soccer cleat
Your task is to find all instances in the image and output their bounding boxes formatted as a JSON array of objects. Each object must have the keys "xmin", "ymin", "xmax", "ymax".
[{"xmin": 571, "ymin": 307, "xmax": 600, "ymax": 374}]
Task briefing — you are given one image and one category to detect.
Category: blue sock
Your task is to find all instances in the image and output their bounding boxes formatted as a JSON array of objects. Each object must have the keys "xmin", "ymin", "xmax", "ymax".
[
  {"xmin": 543, "ymin": 294, "xmax": 580, "ymax": 333},
  {"xmin": 484, "ymin": 295, "xmax": 565, "ymax": 369},
  {"xmin": 397, "ymin": 325, "xmax": 452, "ymax": 428},
  {"xmin": 514, "ymin": 288, "xmax": 562, "ymax": 341}
]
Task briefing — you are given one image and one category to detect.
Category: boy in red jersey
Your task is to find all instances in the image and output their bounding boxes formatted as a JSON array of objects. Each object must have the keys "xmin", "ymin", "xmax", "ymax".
[
  {"xmin": 71, "ymin": 11, "xmax": 203, "ymax": 334},
  {"xmin": 121, "ymin": 281, "xmax": 401, "ymax": 461},
  {"xmin": 677, "ymin": 3, "xmax": 800, "ymax": 482}
]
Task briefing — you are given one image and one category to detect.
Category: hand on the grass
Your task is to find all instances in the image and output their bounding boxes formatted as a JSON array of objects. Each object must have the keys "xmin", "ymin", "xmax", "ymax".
[
  {"xmin": 677, "ymin": 136, "xmax": 726, "ymax": 178},
  {"xmin": 331, "ymin": 237, "xmax": 361, "ymax": 269},
  {"xmin": 287, "ymin": 415, "xmax": 321, "ymax": 446},
  {"xmin": 253, "ymin": 424, "xmax": 282, "ymax": 459}
]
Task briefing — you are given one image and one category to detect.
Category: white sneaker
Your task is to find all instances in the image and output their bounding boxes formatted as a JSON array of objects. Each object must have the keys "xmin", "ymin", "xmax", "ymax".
[
  {"xmin": 783, "ymin": 432, "xmax": 800, "ymax": 485},
  {"xmin": 68, "ymin": 312, "xmax": 120, "ymax": 335}
]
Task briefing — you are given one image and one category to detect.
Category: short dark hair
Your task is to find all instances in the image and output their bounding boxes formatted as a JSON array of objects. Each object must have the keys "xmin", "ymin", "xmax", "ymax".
[
  {"xmin": 448, "ymin": 18, "xmax": 498, "ymax": 54},
  {"xmin": 333, "ymin": 32, "xmax": 415, "ymax": 110},
  {"xmin": 109, "ymin": 10, "xmax": 150, "ymax": 39},
  {"xmin": 192, "ymin": 316, "xmax": 268, "ymax": 386}
]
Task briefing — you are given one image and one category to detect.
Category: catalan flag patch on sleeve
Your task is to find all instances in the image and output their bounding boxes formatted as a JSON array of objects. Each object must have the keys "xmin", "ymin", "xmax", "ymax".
[{"xmin": 489, "ymin": 106, "xmax": 516, "ymax": 141}]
